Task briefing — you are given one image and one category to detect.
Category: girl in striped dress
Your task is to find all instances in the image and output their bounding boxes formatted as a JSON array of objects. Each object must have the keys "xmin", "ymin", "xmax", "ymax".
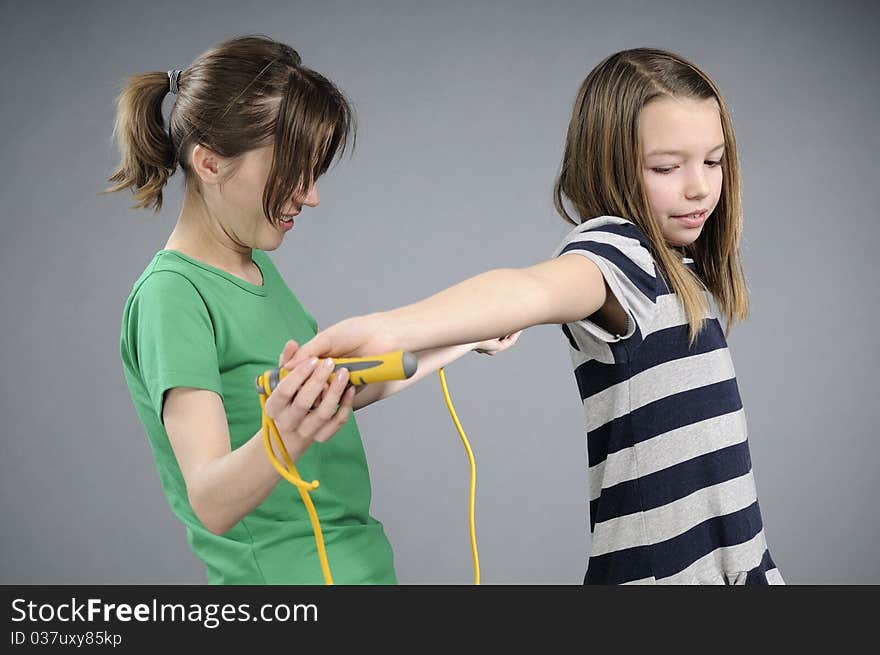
[{"xmin": 285, "ymin": 48, "xmax": 784, "ymax": 585}]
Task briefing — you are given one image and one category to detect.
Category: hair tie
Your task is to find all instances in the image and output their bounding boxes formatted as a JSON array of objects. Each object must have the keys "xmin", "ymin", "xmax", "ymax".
[{"xmin": 167, "ymin": 70, "xmax": 181, "ymax": 95}]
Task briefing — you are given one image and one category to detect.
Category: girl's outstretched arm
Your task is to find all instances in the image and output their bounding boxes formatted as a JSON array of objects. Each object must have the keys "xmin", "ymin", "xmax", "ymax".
[
  {"xmin": 277, "ymin": 335, "xmax": 521, "ymax": 410},
  {"xmin": 290, "ymin": 255, "xmax": 609, "ymax": 364}
]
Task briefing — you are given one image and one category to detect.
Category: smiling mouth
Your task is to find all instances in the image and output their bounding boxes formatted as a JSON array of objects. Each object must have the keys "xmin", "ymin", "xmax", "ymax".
[
  {"xmin": 672, "ymin": 210, "xmax": 707, "ymax": 219},
  {"xmin": 279, "ymin": 209, "xmax": 300, "ymax": 225}
]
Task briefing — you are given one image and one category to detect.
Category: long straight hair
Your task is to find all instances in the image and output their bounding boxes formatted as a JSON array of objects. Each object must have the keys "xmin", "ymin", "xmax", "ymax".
[
  {"xmin": 554, "ymin": 48, "xmax": 748, "ymax": 343},
  {"xmin": 105, "ymin": 35, "xmax": 354, "ymax": 224}
]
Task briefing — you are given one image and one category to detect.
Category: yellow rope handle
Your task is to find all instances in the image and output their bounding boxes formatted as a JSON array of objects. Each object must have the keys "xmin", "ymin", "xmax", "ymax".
[
  {"xmin": 258, "ymin": 377, "xmax": 334, "ymax": 585},
  {"xmin": 438, "ymin": 367, "xmax": 480, "ymax": 585}
]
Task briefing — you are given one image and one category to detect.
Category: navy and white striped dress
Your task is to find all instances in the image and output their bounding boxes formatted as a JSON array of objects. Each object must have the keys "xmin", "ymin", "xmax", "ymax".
[{"xmin": 553, "ymin": 216, "xmax": 784, "ymax": 585}]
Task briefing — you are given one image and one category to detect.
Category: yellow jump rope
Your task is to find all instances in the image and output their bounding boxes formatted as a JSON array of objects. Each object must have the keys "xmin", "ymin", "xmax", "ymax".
[{"xmin": 256, "ymin": 351, "xmax": 480, "ymax": 585}]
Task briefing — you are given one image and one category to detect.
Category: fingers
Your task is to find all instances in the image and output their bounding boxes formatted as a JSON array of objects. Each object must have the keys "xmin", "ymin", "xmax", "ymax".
[
  {"xmin": 279, "ymin": 340, "xmax": 298, "ymax": 368},
  {"xmin": 264, "ymin": 356, "xmax": 319, "ymax": 420},
  {"xmin": 263, "ymin": 361, "xmax": 354, "ymax": 451},
  {"xmin": 311, "ymin": 380, "xmax": 356, "ymax": 443},
  {"xmin": 475, "ymin": 330, "xmax": 523, "ymax": 355},
  {"xmin": 283, "ymin": 358, "xmax": 336, "ymax": 428},
  {"xmin": 285, "ymin": 332, "xmax": 332, "ymax": 370},
  {"xmin": 297, "ymin": 367, "xmax": 352, "ymax": 441},
  {"xmin": 311, "ymin": 383, "xmax": 331, "ymax": 410}
]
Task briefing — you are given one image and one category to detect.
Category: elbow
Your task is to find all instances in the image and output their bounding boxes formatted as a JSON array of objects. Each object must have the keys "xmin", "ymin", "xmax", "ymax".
[
  {"xmin": 202, "ymin": 518, "xmax": 232, "ymax": 537},
  {"xmin": 198, "ymin": 510, "xmax": 234, "ymax": 537},
  {"xmin": 188, "ymin": 488, "xmax": 233, "ymax": 536}
]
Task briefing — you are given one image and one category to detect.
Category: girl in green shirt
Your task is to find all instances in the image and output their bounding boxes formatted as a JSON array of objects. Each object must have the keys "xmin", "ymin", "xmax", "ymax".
[{"xmin": 109, "ymin": 35, "xmax": 518, "ymax": 584}]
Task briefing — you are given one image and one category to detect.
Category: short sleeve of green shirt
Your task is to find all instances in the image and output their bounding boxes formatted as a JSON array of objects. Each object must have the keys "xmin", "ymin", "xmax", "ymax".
[{"xmin": 125, "ymin": 270, "xmax": 223, "ymax": 423}]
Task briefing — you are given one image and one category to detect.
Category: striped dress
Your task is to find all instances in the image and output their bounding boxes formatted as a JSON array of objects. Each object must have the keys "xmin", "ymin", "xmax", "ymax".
[{"xmin": 553, "ymin": 216, "xmax": 784, "ymax": 585}]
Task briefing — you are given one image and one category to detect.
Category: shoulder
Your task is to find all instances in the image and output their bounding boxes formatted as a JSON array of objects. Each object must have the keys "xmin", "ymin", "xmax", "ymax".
[
  {"xmin": 124, "ymin": 255, "xmax": 209, "ymax": 322},
  {"xmin": 553, "ymin": 215, "xmax": 655, "ymax": 274},
  {"xmin": 134, "ymin": 268, "xmax": 202, "ymax": 306},
  {"xmin": 120, "ymin": 255, "xmax": 219, "ymax": 365},
  {"xmin": 554, "ymin": 216, "xmax": 651, "ymax": 255},
  {"xmin": 559, "ymin": 215, "xmax": 648, "ymax": 242}
]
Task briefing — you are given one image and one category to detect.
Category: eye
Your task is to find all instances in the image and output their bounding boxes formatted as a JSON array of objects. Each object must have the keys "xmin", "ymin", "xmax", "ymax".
[
  {"xmin": 705, "ymin": 160, "xmax": 722, "ymax": 168},
  {"xmin": 650, "ymin": 166, "xmax": 676, "ymax": 174}
]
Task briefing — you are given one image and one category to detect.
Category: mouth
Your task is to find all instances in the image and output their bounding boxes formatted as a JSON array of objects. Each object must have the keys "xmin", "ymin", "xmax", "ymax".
[
  {"xmin": 279, "ymin": 211, "xmax": 299, "ymax": 232},
  {"xmin": 670, "ymin": 209, "xmax": 708, "ymax": 227}
]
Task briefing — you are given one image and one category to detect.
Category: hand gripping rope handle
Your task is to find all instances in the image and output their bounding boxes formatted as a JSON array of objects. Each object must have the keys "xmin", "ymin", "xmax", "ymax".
[{"xmin": 255, "ymin": 350, "xmax": 482, "ymax": 585}]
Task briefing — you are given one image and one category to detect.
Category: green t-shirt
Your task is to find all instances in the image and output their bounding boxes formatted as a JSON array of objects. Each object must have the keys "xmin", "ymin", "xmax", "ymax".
[{"xmin": 120, "ymin": 249, "xmax": 396, "ymax": 584}]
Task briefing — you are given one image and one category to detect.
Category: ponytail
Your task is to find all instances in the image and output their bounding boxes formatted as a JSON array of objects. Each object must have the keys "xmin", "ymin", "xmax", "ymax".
[{"xmin": 105, "ymin": 71, "xmax": 177, "ymax": 212}]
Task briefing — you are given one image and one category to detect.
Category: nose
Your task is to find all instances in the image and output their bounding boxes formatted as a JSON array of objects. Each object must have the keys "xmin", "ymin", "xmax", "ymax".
[
  {"xmin": 684, "ymin": 166, "xmax": 710, "ymax": 201},
  {"xmin": 301, "ymin": 184, "xmax": 320, "ymax": 207}
]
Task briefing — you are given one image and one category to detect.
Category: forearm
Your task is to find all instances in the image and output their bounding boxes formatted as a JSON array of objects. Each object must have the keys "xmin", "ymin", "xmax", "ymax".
[
  {"xmin": 353, "ymin": 343, "xmax": 475, "ymax": 410},
  {"xmin": 380, "ymin": 268, "xmax": 550, "ymax": 352},
  {"xmin": 190, "ymin": 426, "xmax": 309, "ymax": 535}
]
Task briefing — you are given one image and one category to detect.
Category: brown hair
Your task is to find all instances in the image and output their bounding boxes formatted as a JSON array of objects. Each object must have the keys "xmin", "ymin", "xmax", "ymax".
[
  {"xmin": 553, "ymin": 48, "xmax": 748, "ymax": 343},
  {"xmin": 105, "ymin": 35, "xmax": 354, "ymax": 224}
]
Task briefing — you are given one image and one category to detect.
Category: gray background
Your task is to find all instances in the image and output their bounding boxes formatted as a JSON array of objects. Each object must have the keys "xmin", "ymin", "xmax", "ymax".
[{"xmin": 2, "ymin": 0, "xmax": 877, "ymax": 584}]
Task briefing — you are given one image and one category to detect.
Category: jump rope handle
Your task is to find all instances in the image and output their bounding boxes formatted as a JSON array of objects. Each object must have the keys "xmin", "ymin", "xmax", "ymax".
[{"xmin": 256, "ymin": 350, "xmax": 419, "ymax": 395}]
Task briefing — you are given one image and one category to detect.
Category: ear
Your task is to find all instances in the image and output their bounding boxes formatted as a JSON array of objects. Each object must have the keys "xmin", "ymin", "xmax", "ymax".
[{"xmin": 190, "ymin": 144, "xmax": 224, "ymax": 187}]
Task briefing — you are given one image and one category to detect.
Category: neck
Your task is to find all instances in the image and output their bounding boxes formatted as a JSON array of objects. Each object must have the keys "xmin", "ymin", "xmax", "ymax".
[{"xmin": 165, "ymin": 191, "xmax": 253, "ymax": 274}]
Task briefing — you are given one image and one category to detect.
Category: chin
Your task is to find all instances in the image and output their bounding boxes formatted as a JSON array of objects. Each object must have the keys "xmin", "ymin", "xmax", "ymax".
[
  {"xmin": 663, "ymin": 226, "xmax": 704, "ymax": 248},
  {"xmin": 256, "ymin": 232, "xmax": 284, "ymax": 252},
  {"xmin": 676, "ymin": 232, "xmax": 702, "ymax": 247}
]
